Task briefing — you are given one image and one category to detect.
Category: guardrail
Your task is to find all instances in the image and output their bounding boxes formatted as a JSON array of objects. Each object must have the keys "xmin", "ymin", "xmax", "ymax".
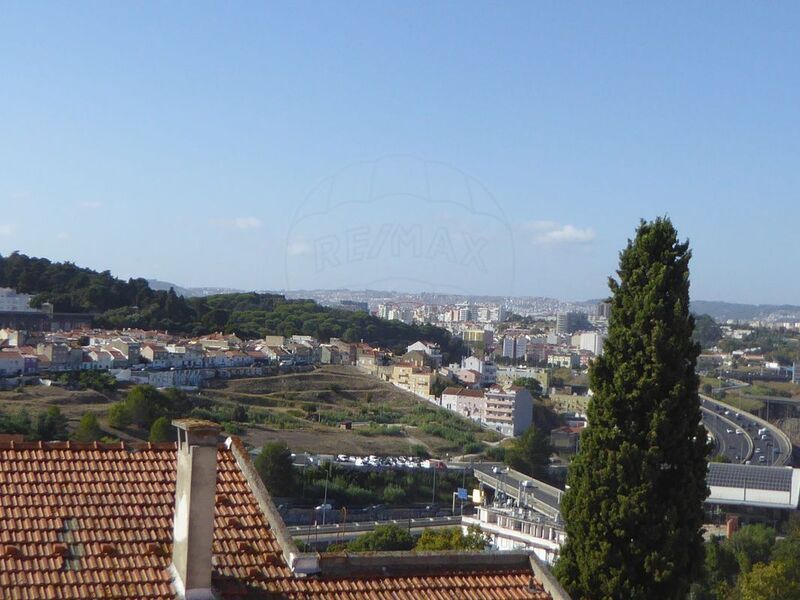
[{"xmin": 473, "ymin": 470, "xmax": 561, "ymax": 521}]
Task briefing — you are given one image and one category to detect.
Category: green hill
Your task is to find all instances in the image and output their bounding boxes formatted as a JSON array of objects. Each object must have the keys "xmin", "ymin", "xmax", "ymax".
[{"xmin": 0, "ymin": 252, "xmax": 464, "ymax": 359}]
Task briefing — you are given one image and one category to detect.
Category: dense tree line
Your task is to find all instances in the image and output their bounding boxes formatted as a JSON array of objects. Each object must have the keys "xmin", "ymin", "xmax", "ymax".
[
  {"xmin": 691, "ymin": 522, "xmax": 800, "ymax": 600},
  {"xmin": 0, "ymin": 406, "xmax": 69, "ymax": 440},
  {"xmin": 324, "ymin": 524, "xmax": 488, "ymax": 553},
  {"xmin": 717, "ymin": 326, "xmax": 800, "ymax": 365},
  {"xmin": 0, "ymin": 252, "xmax": 465, "ymax": 359},
  {"xmin": 0, "ymin": 251, "xmax": 193, "ymax": 319}
]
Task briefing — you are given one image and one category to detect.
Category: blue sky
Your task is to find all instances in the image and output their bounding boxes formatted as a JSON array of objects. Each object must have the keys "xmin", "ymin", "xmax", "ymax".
[{"xmin": 1, "ymin": 2, "xmax": 798, "ymax": 303}]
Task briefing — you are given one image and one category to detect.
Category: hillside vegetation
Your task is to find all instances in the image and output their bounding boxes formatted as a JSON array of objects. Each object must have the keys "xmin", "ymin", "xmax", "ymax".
[{"xmin": 0, "ymin": 252, "xmax": 464, "ymax": 357}]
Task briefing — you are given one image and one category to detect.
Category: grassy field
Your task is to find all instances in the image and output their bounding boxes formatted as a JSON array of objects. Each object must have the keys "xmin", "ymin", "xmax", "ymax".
[
  {"xmin": 201, "ymin": 365, "xmax": 501, "ymax": 456},
  {"xmin": 712, "ymin": 395, "xmax": 765, "ymax": 413},
  {"xmin": 700, "ymin": 375, "xmax": 800, "ymax": 413},
  {"xmin": 0, "ymin": 385, "xmax": 112, "ymax": 426},
  {"xmin": 739, "ymin": 381, "xmax": 800, "ymax": 398},
  {"xmin": 1, "ymin": 366, "xmax": 501, "ymax": 456}
]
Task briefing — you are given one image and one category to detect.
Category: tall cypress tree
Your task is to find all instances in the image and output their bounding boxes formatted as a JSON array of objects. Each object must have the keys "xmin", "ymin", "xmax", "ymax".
[{"xmin": 554, "ymin": 218, "xmax": 710, "ymax": 600}]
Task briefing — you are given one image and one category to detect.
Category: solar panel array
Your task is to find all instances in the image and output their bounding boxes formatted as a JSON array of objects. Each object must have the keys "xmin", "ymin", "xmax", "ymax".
[{"xmin": 707, "ymin": 463, "xmax": 792, "ymax": 492}]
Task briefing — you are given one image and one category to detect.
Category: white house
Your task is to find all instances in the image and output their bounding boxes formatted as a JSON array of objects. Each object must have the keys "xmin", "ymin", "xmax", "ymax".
[
  {"xmin": 0, "ymin": 351, "xmax": 24, "ymax": 376},
  {"xmin": 406, "ymin": 341, "xmax": 443, "ymax": 367},
  {"xmin": 461, "ymin": 355, "xmax": 497, "ymax": 386}
]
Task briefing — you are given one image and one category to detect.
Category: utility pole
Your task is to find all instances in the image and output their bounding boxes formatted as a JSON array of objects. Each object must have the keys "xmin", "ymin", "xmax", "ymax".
[
  {"xmin": 322, "ymin": 460, "xmax": 332, "ymax": 525},
  {"xmin": 431, "ymin": 466, "xmax": 437, "ymax": 506}
]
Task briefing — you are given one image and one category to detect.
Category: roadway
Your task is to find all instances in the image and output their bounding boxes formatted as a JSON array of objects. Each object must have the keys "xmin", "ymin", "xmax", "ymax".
[
  {"xmin": 700, "ymin": 395, "xmax": 792, "ymax": 467},
  {"xmin": 471, "ymin": 396, "xmax": 792, "ymax": 517},
  {"xmin": 287, "ymin": 516, "xmax": 460, "ymax": 544},
  {"xmin": 472, "ymin": 464, "xmax": 562, "ymax": 521},
  {"xmin": 701, "ymin": 403, "xmax": 753, "ymax": 463}
]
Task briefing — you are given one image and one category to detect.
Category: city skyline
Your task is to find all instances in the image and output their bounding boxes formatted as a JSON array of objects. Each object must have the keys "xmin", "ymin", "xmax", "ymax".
[{"xmin": 2, "ymin": 3, "xmax": 799, "ymax": 303}]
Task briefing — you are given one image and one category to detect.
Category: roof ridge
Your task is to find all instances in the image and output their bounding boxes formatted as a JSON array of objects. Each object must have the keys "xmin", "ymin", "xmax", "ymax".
[{"xmin": 0, "ymin": 440, "xmax": 179, "ymax": 451}]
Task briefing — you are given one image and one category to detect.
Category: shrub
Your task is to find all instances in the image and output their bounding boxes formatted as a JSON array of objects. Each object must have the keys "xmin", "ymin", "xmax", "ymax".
[
  {"xmin": 149, "ymin": 416, "xmax": 173, "ymax": 443},
  {"xmin": 383, "ymin": 484, "xmax": 406, "ymax": 504},
  {"xmin": 107, "ymin": 403, "xmax": 131, "ymax": 428},
  {"xmin": 347, "ymin": 524, "xmax": 413, "ymax": 552},
  {"xmin": 483, "ymin": 446, "xmax": 506, "ymax": 462},
  {"xmin": 411, "ymin": 444, "xmax": 430, "ymax": 459},
  {"xmin": 231, "ymin": 404, "xmax": 248, "ymax": 422},
  {"xmin": 463, "ymin": 441, "xmax": 485, "ymax": 455},
  {"xmin": 74, "ymin": 412, "xmax": 102, "ymax": 442},
  {"xmin": 222, "ymin": 421, "xmax": 244, "ymax": 435},
  {"xmin": 415, "ymin": 526, "xmax": 488, "ymax": 551}
]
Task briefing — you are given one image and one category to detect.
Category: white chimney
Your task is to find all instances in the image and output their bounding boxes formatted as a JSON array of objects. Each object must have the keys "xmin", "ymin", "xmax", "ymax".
[{"xmin": 170, "ymin": 419, "xmax": 221, "ymax": 600}]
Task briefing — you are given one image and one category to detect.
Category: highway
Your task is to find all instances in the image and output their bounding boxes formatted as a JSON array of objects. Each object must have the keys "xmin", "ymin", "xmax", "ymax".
[
  {"xmin": 700, "ymin": 395, "xmax": 792, "ymax": 467},
  {"xmin": 471, "ymin": 395, "xmax": 793, "ymax": 517},
  {"xmin": 701, "ymin": 404, "xmax": 753, "ymax": 463}
]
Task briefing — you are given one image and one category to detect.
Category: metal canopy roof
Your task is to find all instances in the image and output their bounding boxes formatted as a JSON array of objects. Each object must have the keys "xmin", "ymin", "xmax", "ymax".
[{"xmin": 707, "ymin": 463, "xmax": 793, "ymax": 492}]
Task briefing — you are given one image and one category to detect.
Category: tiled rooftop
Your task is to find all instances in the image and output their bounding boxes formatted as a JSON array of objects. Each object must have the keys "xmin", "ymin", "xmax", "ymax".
[{"xmin": 0, "ymin": 441, "xmax": 551, "ymax": 600}]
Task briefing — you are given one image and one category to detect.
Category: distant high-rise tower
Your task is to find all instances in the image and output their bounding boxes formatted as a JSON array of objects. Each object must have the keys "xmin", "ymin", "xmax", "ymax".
[{"xmin": 556, "ymin": 311, "xmax": 588, "ymax": 335}]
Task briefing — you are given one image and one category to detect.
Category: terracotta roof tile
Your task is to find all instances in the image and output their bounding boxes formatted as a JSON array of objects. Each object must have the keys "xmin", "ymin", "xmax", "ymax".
[{"xmin": 0, "ymin": 443, "xmax": 551, "ymax": 599}]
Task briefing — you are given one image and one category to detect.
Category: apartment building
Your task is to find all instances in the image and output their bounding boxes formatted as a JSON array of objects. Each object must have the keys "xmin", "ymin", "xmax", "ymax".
[
  {"xmin": 496, "ymin": 365, "xmax": 550, "ymax": 391},
  {"xmin": 441, "ymin": 384, "xmax": 533, "ymax": 436},
  {"xmin": 406, "ymin": 340, "xmax": 443, "ymax": 367},
  {"xmin": 500, "ymin": 335, "xmax": 528, "ymax": 359},
  {"xmin": 461, "ymin": 328, "xmax": 493, "ymax": 350},
  {"xmin": 0, "ymin": 288, "xmax": 35, "ymax": 312},
  {"xmin": 0, "ymin": 351, "xmax": 24, "ymax": 376},
  {"xmin": 461, "ymin": 355, "xmax": 497, "ymax": 386},
  {"xmin": 547, "ymin": 352, "xmax": 578, "ymax": 369}
]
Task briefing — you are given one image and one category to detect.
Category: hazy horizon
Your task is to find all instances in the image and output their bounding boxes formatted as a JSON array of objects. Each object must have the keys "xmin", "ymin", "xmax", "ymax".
[{"xmin": 2, "ymin": 4, "xmax": 799, "ymax": 304}]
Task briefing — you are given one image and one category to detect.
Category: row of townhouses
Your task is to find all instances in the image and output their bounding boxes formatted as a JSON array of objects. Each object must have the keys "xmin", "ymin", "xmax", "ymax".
[
  {"xmin": 0, "ymin": 328, "xmax": 362, "ymax": 384},
  {"xmin": 1, "ymin": 323, "xmax": 544, "ymax": 437}
]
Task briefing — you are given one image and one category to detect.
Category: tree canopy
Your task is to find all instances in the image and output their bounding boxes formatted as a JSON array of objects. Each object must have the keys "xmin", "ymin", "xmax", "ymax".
[
  {"xmin": 504, "ymin": 426, "xmax": 552, "ymax": 481},
  {"xmin": 0, "ymin": 252, "xmax": 465, "ymax": 360},
  {"xmin": 694, "ymin": 523, "xmax": 800, "ymax": 600},
  {"xmin": 415, "ymin": 526, "xmax": 488, "ymax": 551},
  {"xmin": 345, "ymin": 524, "xmax": 414, "ymax": 552},
  {"xmin": 255, "ymin": 442, "xmax": 295, "ymax": 496},
  {"xmin": 513, "ymin": 377, "xmax": 543, "ymax": 398},
  {"xmin": 73, "ymin": 412, "xmax": 102, "ymax": 442},
  {"xmin": 107, "ymin": 385, "xmax": 192, "ymax": 431},
  {"xmin": 693, "ymin": 314, "xmax": 723, "ymax": 348},
  {"xmin": 554, "ymin": 218, "xmax": 710, "ymax": 600},
  {"xmin": 148, "ymin": 416, "xmax": 174, "ymax": 443}
]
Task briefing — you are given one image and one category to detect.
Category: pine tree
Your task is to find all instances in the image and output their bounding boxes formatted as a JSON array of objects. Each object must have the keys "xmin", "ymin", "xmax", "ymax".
[
  {"xmin": 554, "ymin": 218, "xmax": 711, "ymax": 599},
  {"xmin": 74, "ymin": 412, "xmax": 103, "ymax": 442},
  {"xmin": 149, "ymin": 416, "xmax": 173, "ymax": 443}
]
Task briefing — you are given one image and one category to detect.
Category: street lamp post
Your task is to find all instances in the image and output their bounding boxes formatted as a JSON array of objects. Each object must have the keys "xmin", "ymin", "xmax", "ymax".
[
  {"xmin": 322, "ymin": 460, "xmax": 332, "ymax": 525},
  {"xmin": 431, "ymin": 465, "xmax": 437, "ymax": 507}
]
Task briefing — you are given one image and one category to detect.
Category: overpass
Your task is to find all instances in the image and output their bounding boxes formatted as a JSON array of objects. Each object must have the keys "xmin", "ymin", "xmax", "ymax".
[
  {"xmin": 472, "ymin": 464, "xmax": 562, "ymax": 521},
  {"xmin": 473, "ymin": 462, "xmax": 800, "ymax": 515}
]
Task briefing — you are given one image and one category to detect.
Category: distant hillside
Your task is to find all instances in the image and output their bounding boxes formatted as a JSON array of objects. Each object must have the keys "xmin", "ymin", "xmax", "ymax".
[
  {"xmin": 0, "ymin": 252, "xmax": 465, "ymax": 358},
  {"xmin": 147, "ymin": 279, "xmax": 244, "ymax": 298},
  {"xmin": 690, "ymin": 300, "xmax": 800, "ymax": 322}
]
